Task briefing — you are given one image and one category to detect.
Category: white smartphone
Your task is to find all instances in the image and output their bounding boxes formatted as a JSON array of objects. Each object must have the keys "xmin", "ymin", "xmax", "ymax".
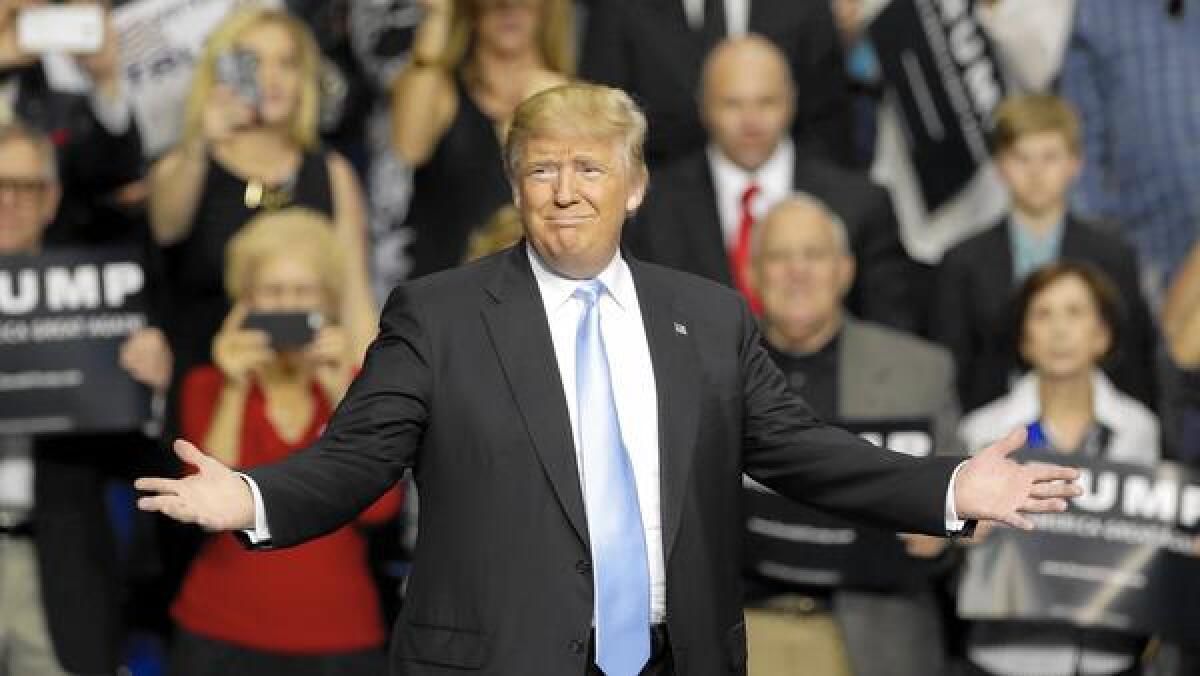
[{"xmin": 17, "ymin": 5, "xmax": 105, "ymax": 55}]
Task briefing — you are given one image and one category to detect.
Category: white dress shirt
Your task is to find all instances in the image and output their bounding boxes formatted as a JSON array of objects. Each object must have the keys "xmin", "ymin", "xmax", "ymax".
[
  {"xmin": 527, "ymin": 245, "xmax": 668, "ymax": 625},
  {"xmin": 707, "ymin": 138, "xmax": 795, "ymax": 251},
  {"xmin": 683, "ymin": 0, "xmax": 751, "ymax": 37}
]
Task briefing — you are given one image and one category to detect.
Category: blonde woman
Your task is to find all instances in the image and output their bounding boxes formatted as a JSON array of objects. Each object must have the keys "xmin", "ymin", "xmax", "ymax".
[
  {"xmin": 170, "ymin": 208, "xmax": 398, "ymax": 676},
  {"xmin": 149, "ymin": 7, "xmax": 376, "ymax": 407},
  {"xmin": 390, "ymin": 0, "xmax": 573, "ymax": 277}
]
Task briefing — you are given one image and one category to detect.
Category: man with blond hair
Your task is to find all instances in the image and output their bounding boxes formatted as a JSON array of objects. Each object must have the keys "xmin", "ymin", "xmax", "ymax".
[{"xmin": 137, "ymin": 83, "xmax": 1081, "ymax": 676}]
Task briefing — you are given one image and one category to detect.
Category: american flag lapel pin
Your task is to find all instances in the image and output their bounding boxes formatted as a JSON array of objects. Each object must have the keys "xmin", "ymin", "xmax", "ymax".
[{"xmin": 674, "ymin": 322, "xmax": 688, "ymax": 335}]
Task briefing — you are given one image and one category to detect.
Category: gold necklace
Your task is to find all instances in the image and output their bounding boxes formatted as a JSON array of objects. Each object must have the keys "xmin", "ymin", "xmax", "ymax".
[{"xmin": 244, "ymin": 176, "xmax": 296, "ymax": 210}]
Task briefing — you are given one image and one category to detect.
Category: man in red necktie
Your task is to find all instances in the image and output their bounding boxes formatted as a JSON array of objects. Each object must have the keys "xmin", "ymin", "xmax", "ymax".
[{"xmin": 628, "ymin": 36, "xmax": 921, "ymax": 332}]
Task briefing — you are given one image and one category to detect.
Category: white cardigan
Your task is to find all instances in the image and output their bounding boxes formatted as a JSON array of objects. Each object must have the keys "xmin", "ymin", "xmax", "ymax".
[
  {"xmin": 957, "ymin": 370, "xmax": 1160, "ymax": 676},
  {"xmin": 958, "ymin": 370, "xmax": 1160, "ymax": 466}
]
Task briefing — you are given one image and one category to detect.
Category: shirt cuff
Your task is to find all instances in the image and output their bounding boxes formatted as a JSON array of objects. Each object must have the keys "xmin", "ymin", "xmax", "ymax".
[
  {"xmin": 945, "ymin": 461, "xmax": 967, "ymax": 532},
  {"xmin": 237, "ymin": 472, "xmax": 272, "ymax": 545}
]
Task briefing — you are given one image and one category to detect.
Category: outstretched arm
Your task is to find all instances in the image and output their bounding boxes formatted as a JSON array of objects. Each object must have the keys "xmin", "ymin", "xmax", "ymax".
[
  {"xmin": 136, "ymin": 285, "xmax": 433, "ymax": 546},
  {"xmin": 738, "ymin": 300, "xmax": 1079, "ymax": 533}
]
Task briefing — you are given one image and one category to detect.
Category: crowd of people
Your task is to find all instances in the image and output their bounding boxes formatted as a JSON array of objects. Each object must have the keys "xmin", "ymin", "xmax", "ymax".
[{"xmin": 1, "ymin": 0, "xmax": 1198, "ymax": 675}]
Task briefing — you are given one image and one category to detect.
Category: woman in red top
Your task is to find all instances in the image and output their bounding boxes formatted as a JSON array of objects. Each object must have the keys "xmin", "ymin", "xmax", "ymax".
[{"xmin": 169, "ymin": 208, "xmax": 400, "ymax": 676}]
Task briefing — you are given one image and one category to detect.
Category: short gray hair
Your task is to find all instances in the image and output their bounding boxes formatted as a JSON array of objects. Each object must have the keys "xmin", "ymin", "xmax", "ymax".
[
  {"xmin": 752, "ymin": 192, "xmax": 851, "ymax": 262},
  {"xmin": 0, "ymin": 120, "xmax": 59, "ymax": 183}
]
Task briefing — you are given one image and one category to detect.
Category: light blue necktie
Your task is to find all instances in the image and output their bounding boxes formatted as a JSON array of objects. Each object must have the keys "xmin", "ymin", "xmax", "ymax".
[{"xmin": 575, "ymin": 280, "xmax": 651, "ymax": 676}]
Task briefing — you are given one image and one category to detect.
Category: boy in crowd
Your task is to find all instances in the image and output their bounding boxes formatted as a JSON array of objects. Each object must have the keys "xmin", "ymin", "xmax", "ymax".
[{"xmin": 934, "ymin": 94, "xmax": 1156, "ymax": 414}]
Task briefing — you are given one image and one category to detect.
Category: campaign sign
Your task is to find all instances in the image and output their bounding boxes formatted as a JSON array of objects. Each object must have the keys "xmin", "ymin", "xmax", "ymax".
[
  {"xmin": 743, "ymin": 419, "xmax": 942, "ymax": 591},
  {"xmin": 959, "ymin": 449, "xmax": 1200, "ymax": 642},
  {"xmin": 869, "ymin": 0, "xmax": 1006, "ymax": 213},
  {"xmin": 0, "ymin": 247, "xmax": 151, "ymax": 435}
]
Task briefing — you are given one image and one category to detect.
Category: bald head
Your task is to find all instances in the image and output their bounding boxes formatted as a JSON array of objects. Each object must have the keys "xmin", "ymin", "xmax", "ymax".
[
  {"xmin": 700, "ymin": 35, "xmax": 796, "ymax": 171},
  {"xmin": 755, "ymin": 195, "xmax": 850, "ymax": 262},
  {"xmin": 751, "ymin": 194, "xmax": 855, "ymax": 353}
]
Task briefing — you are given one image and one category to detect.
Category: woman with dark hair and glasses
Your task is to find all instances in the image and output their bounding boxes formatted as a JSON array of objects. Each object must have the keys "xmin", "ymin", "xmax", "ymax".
[{"xmin": 956, "ymin": 261, "xmax": 1159, "ymax": 676}]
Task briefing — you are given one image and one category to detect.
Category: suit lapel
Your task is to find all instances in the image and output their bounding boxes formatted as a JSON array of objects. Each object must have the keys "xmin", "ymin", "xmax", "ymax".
[
  {"xmin": 984, "ymin": 222, "xmax": 1015, "ymax": 297},
  {"xmin": 1059, "ymin": 215, "xmax": 1085, "ymax": 260},
  {"xmin": 647, "ymin": 0, "xmax": 708, "ymax": 91},
  {"xmin": 629, "ymin": 259, "xmax": 701, "ymax": 560},
  {"xmin": 689, "ymin": 158, "xmax": 735, "ymax": 286},
  {"xmin": 747, "ymin": 0, "xmax": 770, "ymax": 34},
  {"xmin": 480, "ymin": 246, "xmax": 589, "ymax": 546}
]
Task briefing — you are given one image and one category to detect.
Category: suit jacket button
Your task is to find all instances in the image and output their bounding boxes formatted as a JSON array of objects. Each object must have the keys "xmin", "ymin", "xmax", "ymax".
[
  {"xmin": 569, "ymin": 639, "xmax": 586, "ymax": 655},
  {"xmin": 576, "ymin": 559, "xmax": 591, "ymax": 574}
]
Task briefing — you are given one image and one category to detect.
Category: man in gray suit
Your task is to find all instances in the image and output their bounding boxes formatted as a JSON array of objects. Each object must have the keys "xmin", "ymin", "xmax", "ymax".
[{"xmin": 745, "ymin": 194, "xmax": 959, "ymax": 676}]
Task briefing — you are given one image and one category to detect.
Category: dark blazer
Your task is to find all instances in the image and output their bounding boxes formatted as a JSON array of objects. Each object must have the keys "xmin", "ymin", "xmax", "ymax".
[
  {"xmin": 626, "ymin": 149, "xmax": 922, "ymax": 333},
  {"xmin": 581, "ymin": 0, "xmax": 853, "ymax": 167},
  {"xmin": 933, "ymin": 215, "xmax": 1158, "ymax": 413},
  {"xmin": 247, "ymin": 244, "xmax": 961, "ymax": 674}
]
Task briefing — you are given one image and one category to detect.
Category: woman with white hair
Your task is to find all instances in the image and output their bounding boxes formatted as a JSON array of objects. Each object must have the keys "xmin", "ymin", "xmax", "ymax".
[{"xmin": 169, "ymin": 208, "xmax": 399, "ymax": 676}]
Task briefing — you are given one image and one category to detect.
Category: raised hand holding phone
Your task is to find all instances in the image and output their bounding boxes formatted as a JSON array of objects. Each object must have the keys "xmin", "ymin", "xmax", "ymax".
[{"xmin": 212, "ymin": 302, "xmax": 273, "ymax": 386}]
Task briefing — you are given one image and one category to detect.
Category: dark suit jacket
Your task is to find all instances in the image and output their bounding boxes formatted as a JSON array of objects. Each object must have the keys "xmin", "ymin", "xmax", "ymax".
[
  {"xmin": 248, "ymin": 244, "xmax": 961, "ymax": 674},
  {"xmin": 626, "ymin": 149, "xmax": 922, "ymax": 333},
  {"xmin": 581, "ymin": 0, "xmax": 853, "ymax": 167},
  {"xmin": 933, "ymin": 215, "xmax": 1158, "ymax": 413}
]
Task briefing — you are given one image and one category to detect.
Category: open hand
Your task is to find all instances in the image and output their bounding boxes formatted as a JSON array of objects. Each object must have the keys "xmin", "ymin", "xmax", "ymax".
[
  {"xmin": 954, "ymin": 428, "xmax": 1082, "ymax": 530},
  {"xmin": 135, "ymin": 439, "xmax": 255, "ymax": 531}
]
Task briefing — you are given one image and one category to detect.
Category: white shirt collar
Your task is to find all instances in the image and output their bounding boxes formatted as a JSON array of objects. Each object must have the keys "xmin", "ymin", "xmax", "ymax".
[
  {"xmin": 526, "ymin": 242, "xmax": 637, "ymax": 314},
  {"xmin": 682, "ymin": 0, "xmax": 750, "ymax": 36},
  {"xmin": 706, "ymin": 137, "xmax": 794, "ymax": 192},
  {"xmin": 706, "ymin": 138, "xmax": 796, "ymax": 247},
  {"xmin": 1007, "ymin": 369, "xmax": 1127, "ymax": 431}
]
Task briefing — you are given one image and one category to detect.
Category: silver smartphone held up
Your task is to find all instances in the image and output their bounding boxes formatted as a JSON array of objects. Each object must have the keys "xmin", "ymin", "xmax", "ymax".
[
  {"xmin": 17, "ymin": 5, "xmax": 105, "ymax": 55},
  {"xmin": 215, "ymin": 48, "xmax": 261, "ymax": 110}
]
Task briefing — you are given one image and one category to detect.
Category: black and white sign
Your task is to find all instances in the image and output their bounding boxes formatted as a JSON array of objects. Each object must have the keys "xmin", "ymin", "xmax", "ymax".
[
  {"xmin": 959, "ymin": 449, "xmax": 1200, "ymax": 642},
  {"xmin": 743, "ymin": 419, "xmax": 942, "ymax": 591},
  {"xmin": 0, "ymin": 247, "xmax": 152, "ymax": 435},
  {"xmin": 870, "ymin": 0, "xmax": 1006, "ymax": 214}
]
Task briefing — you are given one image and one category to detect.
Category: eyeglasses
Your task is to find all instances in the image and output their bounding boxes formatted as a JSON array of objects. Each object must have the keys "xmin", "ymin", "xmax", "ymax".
[{"xmin": 0, "ymin": 177, "xmax": 49, "ymax": 205}]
